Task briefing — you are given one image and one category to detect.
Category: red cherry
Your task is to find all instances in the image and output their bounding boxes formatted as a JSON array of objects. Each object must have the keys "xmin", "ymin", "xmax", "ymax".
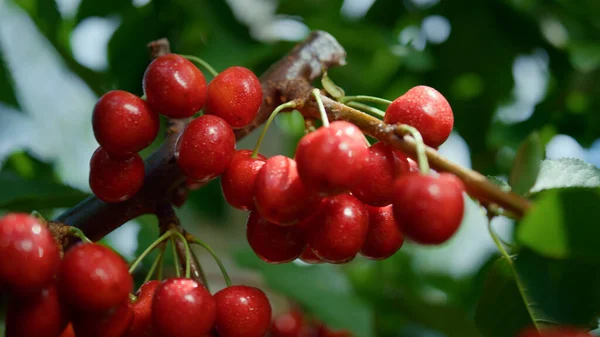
[
  {"xmin": 360, "ymin": 205, "xmax": 404, "ymax": 260},
  {"xmin": 59, "ymin": 324, "xmax": 75, "ymax": 337},
  {"xmin": 126, "ymin": 280, "xmax": 160, "ymax": 337},
  {"xmin": 143, "ymin": 54, "xmax": 207, "ymax": 118},
  {"xmin": 306, "ymin": 194, "xmax": 369, "ymax": 263},
  {"xmin": 0, "ymin": 213, "xmax": 60, "ymax": 295},
  {"xmin": 214, "ymin": 285, "xmax": 272, "ymax": 337},
  {"xmin": 204, "ymin": 66, "xmax": 263, "ymax": 128},
  {"xmin": 517, "ymin": 327, "xmax": 593, "ymax": 337},
  {"xmin": 384, "ymin": 85, "xmax": 453, "ymax": 148},
  {"xmin": 89, "ymin": 147, "xmax": 145, "ymax": 203},
  {"xmin": 58, "ymin": 243, "xmax": 133, "ymax": 312},
  {"xmin": 393, "ymin": 173, "xmax": 465, "ymax": 245},
  {"xmin": 152, "ymin": 278, "xmax": 216, "ymax": 337},
  {"xmin": 176, "ymin": 115, "xmax": 236, "ymax": 182},
  {"xmin": 72, "ymin": 300, "xmax": 133, "ymax": 337},
  {"xmin": 407, "ymin": 158, "xmax": 419, "ymax": 172},
  {"xmin": 246, "ymin": 211, "xmax": 306, "ymax": 263},
  {"xmin": 351, "ymin": 142, "xmax": 409, "ymax": 206},
  {"xmin": 272, "ymin": 311, "xmax": 316, "ymax": 337},
  {"xmin": 318, "ymin": 325, "xmax": 352, "ymax": 337},
  {"xmin": 92, "ymin": 90, "xmax": 159, "ymax": 157},
  {"xmin": 295, "ymin": 121, "xmax": 369, "ymax": 196},
  {"xmin": 221, "ymin": 150, "xmax": 266, "ymax": 211},
  {"xmin": 299, "ymin": 246, "xmax": 323, "ymax": 264},
  {"xmin": 254, "ymin": 156, "xmax": 320, "ymax": 226},
  {"xmin": 5, "ymin": 285, "xmax": 68, "ymax": 337}
]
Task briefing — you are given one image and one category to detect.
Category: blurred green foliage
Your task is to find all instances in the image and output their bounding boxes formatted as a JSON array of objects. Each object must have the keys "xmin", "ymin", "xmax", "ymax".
[{"xmin": 1, "ymin": 1, "xmax": 600, "ymax": 336}]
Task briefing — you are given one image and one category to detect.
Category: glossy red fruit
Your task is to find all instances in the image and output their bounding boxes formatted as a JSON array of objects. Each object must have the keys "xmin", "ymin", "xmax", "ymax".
[
  {"xmin": 92, "ymin": 90, "xmax": 159, "ymax": 157},
  {"xmin": 254, "ymin": 156, "xmax": 320, "ymax": 226},
  {"xmin": 295, "ymin": 121, "xmax": 369, "ymax": 196},
  {"xmin": 271, "ymin": 311, "xmax": 308, "ymax": 337},
  {"xmin": 6, "ymin": 285, "xmax": 68, "ymax": 337},
  {"xmin": 517, "ymin": 327, "xmax": 593, "ymax": 337},
  {"xmin": 176, "ymin": 115, "xmax": 236, "ymax": 181},
  {"xmin": 360, "ymin": 205, "xmax": 404, "ymax": 260},
  {"xmin": 246, "ymin": 211, "xmax": 306, "ymax": 263},
  {"xmin": 407, "ymin": 158, "xmax": 419, "ymax": 172},
  {"xmin": 318, "ymin": 325, "xmax": 352, "ymax": 337},
  {"xmin": 0, "ymin": 213, "xmax": 60, "ymax": 295},
  {"xmin": 143, "ymin": 54, "xmax": 207, "ymax": 118},
  {"xmin": 299, "ymin": 246, "xmax": 322, "ymax": 264},
  {"xmin": 306, "ymin": 194, "xmax": 369, "ymax": 263},
  {"xmin": 126, "ymin": 280, "xmax": 160, "ymax": 337},
  {"xmin": 221, "ymin": 150, "xmax": 266, "ymax": 211},
  {"xmin": 152, "ymin": 278, "xmax": 216, "ymax": 337},
  {"xmin": 384, "ymin": 85, "xmax": 453, "ymax": 148},
  {"xmin": 351, "ymin": 142, "xmax": 409, "ymax": 206},
  {"xmin": 89, "ymin": 147, "xmax": 145, "ymax": 203},
  {"xmin": 214, "ymin": 285, "xmax": 272, "ymax": 337},
  {"xmin": 204, "ymin": 66, "xmax": 263, "ymax": 128},
  {"xmin": 393, "ymin": 173, "xmax": 465, "ymax": 245},
  {"xmin": 72, "ymin": 300, "xmax": 133, "ymax": 337},
  {"xmin": 58, "ymin": 243, "xmax": 133, "ymax": 312}
]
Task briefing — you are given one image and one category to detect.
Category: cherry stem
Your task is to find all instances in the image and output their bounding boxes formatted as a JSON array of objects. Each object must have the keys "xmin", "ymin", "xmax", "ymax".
[
  {"xmin": 345, "ymin": 101, "xmax": 385, "ymax": 118},
  {"xmin": 487, "ymin": 219, "xmax": 511, "ymax": 261},
  {"xmin": 340, "ymin": 95, "xmax": 392, "ymax": 106},
  {"xmin": 129, "ymin": 293, "xmax": 138, "ymax": 303},
  {"xmin": 190, "ymin": 248, "xmax": 209, "ymax": 291},
  {"xmin": 170, "ymin": 237, "xmax": 181, "ymax": 277},
  {"xmin": 251, "ymin": 100, "xmax": 298, "ymax": 158},
  {"xmin": 312, "ymin": 89, "xmax": 329, "ymax": 127},
  {"xmin": 144, "ymin": 244, "xmax": 166, "ymax": 283},
  {"xmin": 141, "ymin": 94, "xmax": 147, "ymax": 100},
  {"xmin": 180, "ymin": 54, "xmax": 219, "ymax": 77},
  {"xmin": 157, "ymin": 246, "xmax": 165, "ymax": 280},
  {"xmin": 486, "ymin": 203, "xmax": 519, "ymax": 221},
  {"xmin": 190, "ymin": 238, "xmax": 232, "ymax": 287},
  {"xmin": 171, "ymin": 230, "xmax": 192, "ymax": 279},
  {"xmin": 396, "ymin": 124, "xmax": 430, "ymax": 174},
  {"xmin": 129, "ymin": 230, "xmax": 173, "ymax": 274},
  {"xmin": 67, "ymin": 226, "xmax": 92, "ymax": 244}
]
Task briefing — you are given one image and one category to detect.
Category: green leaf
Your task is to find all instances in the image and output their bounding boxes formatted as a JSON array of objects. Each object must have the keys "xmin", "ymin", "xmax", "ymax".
[
  {"xmin": 0, "ymin": 172, "xmax": 88, "ymax": 211},
  {"xmin": 475, "ymin": 258, "xmax": 534, "ymax": 337},
  {"xmin": 236, "ymin": 249, "xmax": 374, "ymax": 337},
  {"xmin": 514, "ymin": 250, "xmax": 600, "ymax": 328},
  {"xmin": 509, "ymin": 132, "xmax": 544, "ymax": 195},
  {"xmin": 530, "ymin": 158, "xmax": 600, "ymax": 193},
  {"xmin": 475, "ymin": 252, "xmax": 600, "ymax": 337},
  {"xmin": 517, "ymin": 187, "xmax": 600, "ymax": 261}
]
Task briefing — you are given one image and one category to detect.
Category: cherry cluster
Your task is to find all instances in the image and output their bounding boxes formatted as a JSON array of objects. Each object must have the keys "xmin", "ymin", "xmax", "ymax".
[
  {"xmin": 234, "ymin": 85, "xmax": 465, "ymax": 265},
  {"xmin": 89, "ymin": 51, "xmax": 467, "ymax": 264},
  {"xmin": 270, "ymin": 309, "xmax": 352, "ymax": 337},
  {"xmin": 89, "ymin": 53, "xmax": 261, "ymax": 202},
  {"xmin": 0, "ymin": 213, "xmax": 272, "ymax": 337}
]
